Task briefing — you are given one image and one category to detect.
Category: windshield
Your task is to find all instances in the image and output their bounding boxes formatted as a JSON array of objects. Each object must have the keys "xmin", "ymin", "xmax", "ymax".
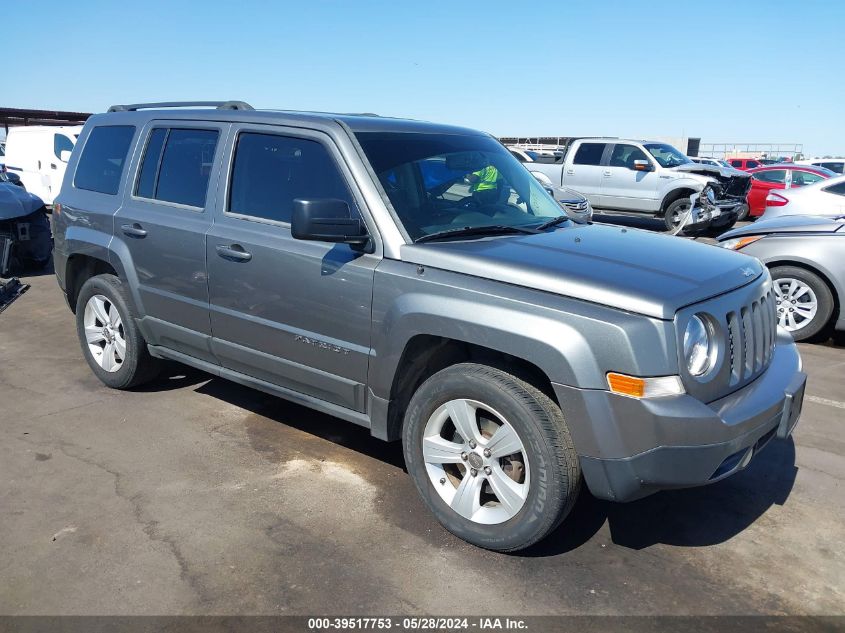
[
  {"xmin": 643, "ymin": 143, "xmax": 691, "ymax": 168},
  {"xmin": 355, "ymin": 132, "xmax": 567, "ymax": 241}
]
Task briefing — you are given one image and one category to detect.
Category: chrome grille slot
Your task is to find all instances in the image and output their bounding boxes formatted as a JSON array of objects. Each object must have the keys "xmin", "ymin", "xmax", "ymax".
[
  {"xmin": 752, "ymin": 301, "xmax": 764, "ymax": 372},
  {"xmin": 726, "ymin": 311, "xmax": 741, "ymax": 386},
  {"xmin": 741, "ymin": 306, "xmax": 753, "ymax": 379}
]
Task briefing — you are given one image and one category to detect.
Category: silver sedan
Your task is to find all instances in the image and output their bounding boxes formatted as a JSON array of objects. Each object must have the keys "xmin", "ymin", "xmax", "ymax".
[{"xmin": 718, "ymin": 215, "xmax": 845, "ymax": 341}]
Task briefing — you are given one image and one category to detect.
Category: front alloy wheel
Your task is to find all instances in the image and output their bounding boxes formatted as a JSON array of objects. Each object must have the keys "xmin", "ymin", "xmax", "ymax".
[
  {"xmin": 422, "ymin": 398, "xmax": 530, "ymax": 525},
  {"xmin": 774, "ymin": 278, "xmax": 818, "ymax": 333},
  {"xmin": 769, "ymin": 266, "xmax": 834, "ymax": 342},
  {"xmin": 403, "ymin": 363, "xmax": 581, "ymax": 552}
]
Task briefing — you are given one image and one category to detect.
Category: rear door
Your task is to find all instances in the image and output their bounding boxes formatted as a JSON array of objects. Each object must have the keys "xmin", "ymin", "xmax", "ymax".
[
  {"xmin": 114, "ymin": 121, "xmax": 229, "ymax": 364},
  {"xmin": 206, "ymin": 124, "xmax": 378, "ymax": 413},
  {"xmin": 600, "ymin": 143, "xmax": 660, "ymax": 211},
  {"xmin": 563, "ymin": 142, "xmax": 607, "ymax": 205}
]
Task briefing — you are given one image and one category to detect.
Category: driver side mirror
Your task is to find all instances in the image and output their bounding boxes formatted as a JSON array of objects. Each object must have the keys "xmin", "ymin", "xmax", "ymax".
[
  {"xmin": 59, "ymin": 150, "xmax": 72, "ymax": 162},
  {"xmin": 291, "ymin": 199, "xmax": 371, "ymax": 250},
  {"xmin": 631, "ymin": 160, "xmax": 653, "ymax": 172}
]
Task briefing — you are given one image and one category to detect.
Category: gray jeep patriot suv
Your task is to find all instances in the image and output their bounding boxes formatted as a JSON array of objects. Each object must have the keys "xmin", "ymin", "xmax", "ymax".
[{"xmin": 53, "ymin": 101, "xmax": 806, "ymax": 552}]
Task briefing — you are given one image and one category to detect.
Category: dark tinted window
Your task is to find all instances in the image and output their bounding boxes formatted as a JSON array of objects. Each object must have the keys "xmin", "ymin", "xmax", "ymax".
[
  {"xmin": 747, "ymin": 160, "xmax": 761, "ymax": 168},
  {"xmin": 608, "ymin": 144, "xmax": 648, "ymax": 168},
  {"xmin": 53, "ymin": 134, "xmax": 74, "ymax": 160},
  {"xmin": 823, "ymin": 182, "xmax": 845, "ymax": 196},
  {"xmin": 752, "ymin": 169, "xmax": 787, "ymax": 184},
  {"xmin": 135, "ymin": 128, "xmax": 167, "ymax": 199},
  {"xmin": 820, "ymin": 162, "xmax": 844, "ymax": 174},
  {"xmin": 74, "ymin": 126, "xmax": 135, "ymax": 195},
  {"xmin": 730, "ymin": 159, "xmax": 742, "ymax": 167},
  {"xmin": 573, "ymin": 143, "xmax": 606, "ymax": 166},
  {"xmin": 229, "ymin": 133, "xmax": 355, "ymax": 223},
  {"xmin": 155, "ymin": 129, "xmax": 219, "ymax": 207}
]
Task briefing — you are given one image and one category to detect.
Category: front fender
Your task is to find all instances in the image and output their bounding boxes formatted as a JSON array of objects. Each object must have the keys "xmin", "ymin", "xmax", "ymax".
[{"xmin": 658, "ymin": 176, "xmax": 708, "ymax": 204}]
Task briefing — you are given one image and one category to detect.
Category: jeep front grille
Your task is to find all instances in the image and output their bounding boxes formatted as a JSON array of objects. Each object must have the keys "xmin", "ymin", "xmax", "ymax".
[{"xmin": 726, "ymin": 290, "xmax": 777, "ymax": 386}]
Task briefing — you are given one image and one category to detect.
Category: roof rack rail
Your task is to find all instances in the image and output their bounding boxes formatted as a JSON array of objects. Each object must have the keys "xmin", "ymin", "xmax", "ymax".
[{"xmin": 107, "ymin": 101, "xmax": 254, "ymax": 113}]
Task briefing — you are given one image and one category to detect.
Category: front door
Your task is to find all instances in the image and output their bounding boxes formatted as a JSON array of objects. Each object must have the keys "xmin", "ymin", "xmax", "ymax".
[
  {"xmin": 600, "ymin": 143, "xmax": 660, "ymax": 211},
  {"xmin": 114, "ymin": 121, "xmax": 228, "ymax": 363},
  {"xmin": 206, "ymin": 125, "xmax": 377, "ymax": 413}
]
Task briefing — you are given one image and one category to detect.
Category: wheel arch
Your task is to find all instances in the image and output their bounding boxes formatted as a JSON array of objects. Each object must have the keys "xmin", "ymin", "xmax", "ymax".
[
  {"xmin": 660, "ymin": 186, "xmax": 698, "ymax": 213},
  {"xmin": 65, "ymin": 254, "xmax": 119, "ymax": 313},
  {"xmin": 380, "ymin": 335, "xmax": 560, "ymax": 443},
  {"xmin": 766, "ymin": 259, "xmax": 841, "ymax": 327}
]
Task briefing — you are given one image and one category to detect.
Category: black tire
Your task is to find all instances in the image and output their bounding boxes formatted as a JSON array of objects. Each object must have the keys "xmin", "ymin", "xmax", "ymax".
[
  {"xmin": 402, "ymin": 363, "xmax": 581, "ymax": 552},
  {"xmin": 736, "ymin": 202, "xmax": 750, "ymax": 222},
  {"xmin": 770, "ymin": 266, "xmax": 835, "ymax": 342},
  {"xmin": 663, "ymin": 198, "xmax": 691, "ymax": 234},
  {"xmin": 75, "ymin": 274, "xmax": 160, "ymax": 388}
]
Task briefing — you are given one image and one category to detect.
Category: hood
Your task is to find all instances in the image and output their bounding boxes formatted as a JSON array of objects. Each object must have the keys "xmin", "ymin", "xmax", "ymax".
[
  {"xmin": 549, "ymin": 184, "xmax": 587, "ymax": 204},
  {"xmin": 720, "ymin": 215, "xmax": 845, "ymax": 240},
  {"xmin": 401, "ymin": 224, "xmax": 764, "ymax": 319},
  {"xmin": 672, "ymin": 162, "xmax": 748, "ymax": 179},
  {"xmin": 0, "ymin": 183, "xmax": 44, "ymax": 220}
]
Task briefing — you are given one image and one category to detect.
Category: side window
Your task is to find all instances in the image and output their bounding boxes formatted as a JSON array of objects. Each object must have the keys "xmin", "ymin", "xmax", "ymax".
[
  {"xmin": 228, "ymin": 132, "xmax": 356, "ymax": 224},
  {"xmin": 155, "ymin": 129, "xmax": 219, "ymax": 207},
  {"xmin": 53, "ymin": 134, "xmax": 74, "ymax": 160},
  {"xmin": 791, "ymin": 171, "xmax": 824, "ymax": 187},
  {"xmin": 573, "ymin": 143, "xmax": 606, "ymax": 166},
  {"xmin": 730, "ymin": 160, "xmax": 742, "ymax": 168},
  {"xmin": 608, "ymin": 144, "xmax": 648, "ymax": 168},
  {"xmin": 821, "ymin": 162, "xmax": 844, "ymax": 174},
  {"xmin": 823, "ymin": 182, "xmax": 845, "ymax": 196},
  {"xmin": 752, "ymin": 169, "xmax": 787, "ymax": 184},
  {"xmin": 135, "ymin": 128, "xmax": 167, "ymax": 199},
  {"xmin": 747, "ymin": 160, "xmax": 761, "ymax": 169},
  {"xmin": 74, "ymin": 125, "xmax": 136, "ymax": 195}
]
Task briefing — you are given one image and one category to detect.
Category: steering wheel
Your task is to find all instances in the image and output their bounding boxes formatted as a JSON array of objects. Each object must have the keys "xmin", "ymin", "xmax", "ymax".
[{"xmin": 457, "ymin": 197, "xmax": 479, "ymax": 210}]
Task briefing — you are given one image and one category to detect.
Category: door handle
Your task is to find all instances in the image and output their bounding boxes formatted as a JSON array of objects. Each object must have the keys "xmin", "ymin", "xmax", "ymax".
[
  {"xmin": 216, "ymin": 244, "xmax": 252, "ymax": 262},
  {"xmin": 566, "ymin": 169, "xmax": 575, "ymax": 175},
  {"xmin": 121, "ymin": 223, "xmax": 148, "ymax": 238},
  {"xmin": 51, "ymin": 164, "xmax": 57, "ymax": 170},
  {"xmin": 603, "ymin": 170, "xmax": 612, "ymax": 177}
]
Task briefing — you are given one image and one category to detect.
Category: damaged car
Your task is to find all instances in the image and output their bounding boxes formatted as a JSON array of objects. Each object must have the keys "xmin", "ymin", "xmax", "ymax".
[
  {"xmin": 512, "ymin": 138, "xmax": 752, "ymax": 234},
  {"xmin": 0, "ymin": 183, "xmax": 52, "ymax": 276}
]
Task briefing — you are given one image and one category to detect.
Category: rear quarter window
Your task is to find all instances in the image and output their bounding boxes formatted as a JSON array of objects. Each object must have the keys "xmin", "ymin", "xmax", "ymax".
[{"xmin": 74, "ymin": 126, "xmax": 136, "ymax": 195}]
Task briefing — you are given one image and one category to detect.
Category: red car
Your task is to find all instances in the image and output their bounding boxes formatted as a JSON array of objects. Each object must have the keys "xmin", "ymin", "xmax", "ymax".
[
  {"xmin": 728, "ymin": 158, "xmax": 764, "ymax": 170},
  {"xmin": 745, "ymin": 165, "xmax": 836, "ymax": 217}
]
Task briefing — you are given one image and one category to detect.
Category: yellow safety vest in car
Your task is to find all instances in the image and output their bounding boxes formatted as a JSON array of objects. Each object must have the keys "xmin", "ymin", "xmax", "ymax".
[{"xmin": 470, "ymin": 165, "xmax": 499, "ymax": 192}]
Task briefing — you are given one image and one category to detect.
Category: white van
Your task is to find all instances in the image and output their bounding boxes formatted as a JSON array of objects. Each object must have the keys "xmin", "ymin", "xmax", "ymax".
[{"xmin": 4, "ymin": 126, "xmax": 83, "ymax": 204}]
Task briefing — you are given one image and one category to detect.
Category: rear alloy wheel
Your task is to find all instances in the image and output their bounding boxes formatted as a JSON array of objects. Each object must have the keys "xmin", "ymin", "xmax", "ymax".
[
  {"xmin": 770, "ymin": 266, "xmax": 834, "ymax": 342},
  {"xmin": 403, "ymin": 363, "xmax": 581, "ymax": 552},
  {"xmin": 75, "ymin": 274, "xmax": 160, "ymax": 388},
  {"xmin": 736, "ymin": 202, "xmax": 750, "ymax": 222}
]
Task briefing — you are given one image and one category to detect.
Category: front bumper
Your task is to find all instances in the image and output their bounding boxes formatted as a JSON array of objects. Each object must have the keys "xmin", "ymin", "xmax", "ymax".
[{"xmin": 554, "ymin": 332, "xmax": 805, "ymax": 502}]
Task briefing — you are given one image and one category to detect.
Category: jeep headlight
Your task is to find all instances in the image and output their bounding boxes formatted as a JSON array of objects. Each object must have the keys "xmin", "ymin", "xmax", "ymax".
[{"xmin": 684, "ymin": 314, "xmax": 715, "ymax": 377}]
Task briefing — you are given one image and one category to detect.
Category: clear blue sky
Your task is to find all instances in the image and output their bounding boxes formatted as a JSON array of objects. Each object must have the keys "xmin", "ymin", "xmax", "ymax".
[{"xmin": 6, "ymin": 0, "xmax": 843, "ymax": 156}]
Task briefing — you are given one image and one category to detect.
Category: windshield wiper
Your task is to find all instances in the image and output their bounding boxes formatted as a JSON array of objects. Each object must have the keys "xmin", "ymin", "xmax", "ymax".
[
  {"xmin": 415, "ymin": 224, "xmax": 537, "ymax": 244},
  {"xmin": 534, "ymin": 215, "xmax": 570, "ymax": 231}
]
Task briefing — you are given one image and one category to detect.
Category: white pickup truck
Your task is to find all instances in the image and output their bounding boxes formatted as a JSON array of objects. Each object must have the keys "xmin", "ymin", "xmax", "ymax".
[{"xmin": 510, "ymin": 138, "xmax": 751, "ymax": 233}]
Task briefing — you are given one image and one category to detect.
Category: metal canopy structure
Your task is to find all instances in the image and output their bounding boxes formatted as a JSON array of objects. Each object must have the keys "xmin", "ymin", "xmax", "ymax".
[{"xmin": 0, "ymin": 107, "xmax": 92, "ymax": 132}]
